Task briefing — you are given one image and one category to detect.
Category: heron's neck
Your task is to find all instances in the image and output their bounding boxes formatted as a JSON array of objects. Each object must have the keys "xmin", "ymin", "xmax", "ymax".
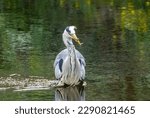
[
  {"xmin": 67, "ymin": 45, "xmax": 76, "ymax": 59},
  {"xmin": 62, "ymin": 34, "xmax": 77, "ymax": 62},
  {"xmin": 67, "ymin": 45, "xmax": 78, "ymax": 76},
  {"xmin": 63, "ymin": 34, "xmax": 73, "ymax": 47}
]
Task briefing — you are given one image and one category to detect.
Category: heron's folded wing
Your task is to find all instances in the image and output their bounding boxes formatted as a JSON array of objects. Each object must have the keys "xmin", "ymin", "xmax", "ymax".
[
  {"xmin": 54, "ymin": 49, "xmax": 68, "ymax": 67},
  {"xmin": 75, "ymin": 49, "xmax": 86, "ymax": 66}
]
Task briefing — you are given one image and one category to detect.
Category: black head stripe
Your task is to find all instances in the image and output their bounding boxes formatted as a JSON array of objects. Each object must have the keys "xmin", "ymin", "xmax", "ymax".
[{"xmin": 66, "ymin": 26, "xmax": 71, "ymax": 34}]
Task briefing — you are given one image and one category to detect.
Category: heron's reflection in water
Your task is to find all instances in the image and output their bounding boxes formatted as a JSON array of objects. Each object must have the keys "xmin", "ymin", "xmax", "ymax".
[{"xmin": 55, "ymin": 86, "xmax": 85, "ymax": 101}]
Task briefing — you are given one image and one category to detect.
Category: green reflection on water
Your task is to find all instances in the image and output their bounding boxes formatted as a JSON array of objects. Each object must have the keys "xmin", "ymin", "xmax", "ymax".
[
  {"xmin": 0, "ymin": 0, "xmax": 150, "ymax": 100},
  {"xmin": 0, "ymin": 89, "xmax": 54, "ymax": 101}
]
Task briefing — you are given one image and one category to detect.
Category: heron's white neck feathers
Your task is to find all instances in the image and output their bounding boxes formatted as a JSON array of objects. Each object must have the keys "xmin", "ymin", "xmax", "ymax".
[{"xmin": 62, "ymin": 30, "xmax": 73, "ymax": 47}]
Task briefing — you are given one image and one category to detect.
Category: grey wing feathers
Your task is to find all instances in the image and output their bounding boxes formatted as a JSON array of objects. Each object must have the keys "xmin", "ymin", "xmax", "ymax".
[
  {"xmin": 75, "ymin": 49, "xmax": 86, "ymax": 66},
  {"xmin": 54, "ymin": 48, "xmax": 85, "ymax": 67},
  {"xmin": 54, "ymin": 48, "xmax": 86, "ymax": 80},
  {"xmin": 75, "ymin": 50, "xmax": 86, "ymax": 80},
  {"xmin": 54, "ymin": 49, "xmax": 68, "ymax": 68}
]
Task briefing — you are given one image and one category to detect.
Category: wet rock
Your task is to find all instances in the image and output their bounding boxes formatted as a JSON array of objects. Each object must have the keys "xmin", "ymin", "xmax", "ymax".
[
  {"xmin": 9, "ymin": 73, "xmax": 21, "ymax": 78},
  {"xmin": 0, "ymin": 75, "xmax": 59, "ymax": 91}
]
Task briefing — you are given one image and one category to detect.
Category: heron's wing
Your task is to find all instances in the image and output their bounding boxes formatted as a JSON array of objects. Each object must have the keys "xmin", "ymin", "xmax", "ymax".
[
  {"xmin": 54, "ymin": 49, "xmax": 68, "ymax": 79},
  {"xmin": 54, "ymin": 49, "xmax": 68, "ymax": 67},
  {"xmin": 54, "ymin": 48, "xmax": 86, "ymax": 80},
  {"xmin": 75, "ymin": 49, "xmax": 86, "ymax": 66},
  {"xmin": 54, "ymin": 48, "xmax": 85, "ymax": 67},
  {"xmin": 75, "ymin": 49, "xmax": 86, "ymax": 80}
]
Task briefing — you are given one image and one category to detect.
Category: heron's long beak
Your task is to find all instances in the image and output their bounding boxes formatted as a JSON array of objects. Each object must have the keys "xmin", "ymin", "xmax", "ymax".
[{"xmin": 70, "ymin": 34, "xmax": 83, "ymax": 45}]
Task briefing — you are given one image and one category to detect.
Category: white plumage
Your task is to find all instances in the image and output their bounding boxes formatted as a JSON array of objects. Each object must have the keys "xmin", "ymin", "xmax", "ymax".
[{"xmin": 54, "ymin": 26, "xmax": 86, "ymax": 86}]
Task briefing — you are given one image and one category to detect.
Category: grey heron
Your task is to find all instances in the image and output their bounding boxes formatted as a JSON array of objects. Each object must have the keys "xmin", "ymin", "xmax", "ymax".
[{"xmin": 54, "ymin": 26, "xmax": 86, "ymax": 86}]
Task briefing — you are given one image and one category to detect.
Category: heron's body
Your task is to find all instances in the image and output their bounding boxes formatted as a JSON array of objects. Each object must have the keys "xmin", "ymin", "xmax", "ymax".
[
  {"xmin": 54, "ymin": 48, "xmax": 85, "ymax": 85},
  {"xmin": 54, "ymin": 26, "xmax": 86, "ymax": 86}
]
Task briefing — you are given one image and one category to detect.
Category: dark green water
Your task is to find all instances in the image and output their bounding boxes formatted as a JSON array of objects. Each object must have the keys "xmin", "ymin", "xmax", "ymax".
[{"xmin": 0, "ymin": 0, "xmax": 150, "ymax": 100}]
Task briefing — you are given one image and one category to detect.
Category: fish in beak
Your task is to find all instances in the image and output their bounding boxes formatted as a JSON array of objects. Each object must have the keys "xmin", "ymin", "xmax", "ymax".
[{"xmin": 70, "ymin": 34, "xmax": 83, "ymax": 45}]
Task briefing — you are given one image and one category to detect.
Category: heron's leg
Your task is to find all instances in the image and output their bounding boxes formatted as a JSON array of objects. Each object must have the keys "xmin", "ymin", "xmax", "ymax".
[
  {"xmin": 57, "ymin": 80, "xmax": 65, "ymax": 87},
  {"xmin": 76, "ymin": 80, "xmax": 87, "ymax": 86}
]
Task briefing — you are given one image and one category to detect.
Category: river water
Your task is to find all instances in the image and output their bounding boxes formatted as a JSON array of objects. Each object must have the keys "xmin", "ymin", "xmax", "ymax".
[{"xmin": 0, "ymin": 0, "xmax": 150, "ymax": 100}]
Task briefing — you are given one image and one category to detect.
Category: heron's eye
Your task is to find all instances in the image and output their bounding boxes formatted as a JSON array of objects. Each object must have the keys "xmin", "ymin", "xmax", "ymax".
[{"xmin": 66, "ymin": 27, "xmax": 71, "ymax": 34}]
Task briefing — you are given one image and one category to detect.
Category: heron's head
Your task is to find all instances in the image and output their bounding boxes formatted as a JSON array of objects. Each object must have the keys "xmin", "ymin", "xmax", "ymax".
[{"xmin": 63, "ymin": 26, "xmax": 82, "ymax": 46}]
